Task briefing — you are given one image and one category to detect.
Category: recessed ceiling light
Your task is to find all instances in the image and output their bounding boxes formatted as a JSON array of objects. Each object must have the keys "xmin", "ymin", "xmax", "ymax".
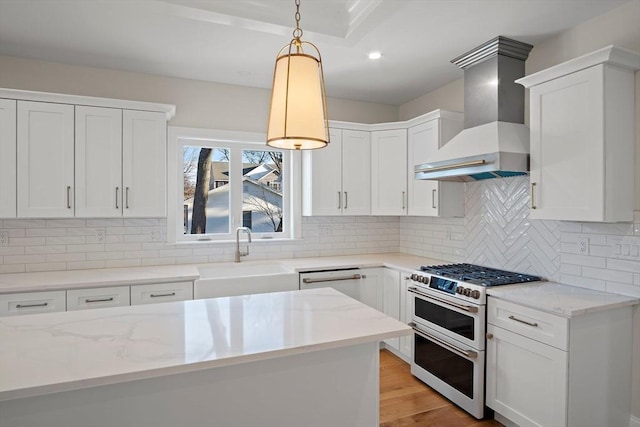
[{"xmin": 368, "ymin": 51, "xmax": 382, "ymax": 60}]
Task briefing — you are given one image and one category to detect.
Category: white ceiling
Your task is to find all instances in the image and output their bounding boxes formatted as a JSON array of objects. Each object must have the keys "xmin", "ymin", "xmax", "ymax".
[{"xmin": 0, "ymin": 0, "xmax": 628, "ymax": 105}]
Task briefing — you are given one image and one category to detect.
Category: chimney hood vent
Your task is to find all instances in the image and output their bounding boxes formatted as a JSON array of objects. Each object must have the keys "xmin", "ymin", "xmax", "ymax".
[{"xmin": 415, "ymin": 36, "xmax": 533, "ymax": 182}]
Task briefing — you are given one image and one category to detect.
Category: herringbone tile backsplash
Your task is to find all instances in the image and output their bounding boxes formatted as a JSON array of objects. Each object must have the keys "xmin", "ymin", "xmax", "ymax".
[
  {"xmin": 401, "ymin": 175, "xmax": 640, "ymax": 297},
  {"xmin": 465, "ymin": 176, "xmax": 560, "ymax": 281}
]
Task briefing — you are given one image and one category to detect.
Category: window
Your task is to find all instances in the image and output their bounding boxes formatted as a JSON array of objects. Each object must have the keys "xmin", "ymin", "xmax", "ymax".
[{"xmin": 168, "ymin": 127, "xmax": 300, "ymax": 242}]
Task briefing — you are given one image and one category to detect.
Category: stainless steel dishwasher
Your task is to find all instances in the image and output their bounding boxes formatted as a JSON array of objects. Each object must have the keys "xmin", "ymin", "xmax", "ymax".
[{"xmin": 299, "ymin": 268, "xmax": 364, "ymax": 300}]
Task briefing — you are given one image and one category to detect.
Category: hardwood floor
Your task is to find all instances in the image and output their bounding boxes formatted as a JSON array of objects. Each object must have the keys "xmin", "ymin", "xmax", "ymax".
[{"xmin": 379, "ymin": 350, "xmax": 503, "ymax": 427}]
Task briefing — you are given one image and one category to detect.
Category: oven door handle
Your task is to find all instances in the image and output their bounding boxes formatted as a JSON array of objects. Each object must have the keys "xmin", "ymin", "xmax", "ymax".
[
  {"xmin": 409, "ymin": 322, "xmax": 478, "ymax": 359},
  {"xmin": 408, "ymin": 286, "xmax": 478, "ymax": 313}
]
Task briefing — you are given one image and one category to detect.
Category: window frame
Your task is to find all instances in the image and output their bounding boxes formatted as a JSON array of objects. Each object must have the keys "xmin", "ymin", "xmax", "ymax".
[{"xmin": 167, "ymin": 126, "xmax": 301, "ymax": 244}]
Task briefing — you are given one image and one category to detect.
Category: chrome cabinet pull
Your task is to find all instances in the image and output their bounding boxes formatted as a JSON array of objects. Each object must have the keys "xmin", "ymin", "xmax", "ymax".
[
  {"xmin": 409, "ymin": 322, "xmax": 477, "ymax": 359},
  {"xmin": 150, "ymin": 292, "xmax": 176, "ymax": 298},
  {"xmin": 126, "ymin": 187, "xmax": 130, "ymax": 209},
  {"xmin": 530, "ymin": 182, "xmax": 536, "ymax": 209},
  {"xmin": 337, "ymin": 191, "xmax": 341, "ymax": 209},
  {"xmin": 344, "ymin": 191, "xmax": 348, "ymax": 209},
  {"xmin": 432, "ymin": 189, "xmax": 437, "ymax": 209},
  {"xmin": 402, "ymin": 191, "xmax": 406, "ymax": 209},
  {"xmin": 16, "ymin": 302, "xmax": 48, "ymax": 309},
  {"xmin": 85, "ymin": 297, "xmax": 115, "ymax": 303},
  {"xmin": 508, "ymin": 315, "xmax": 538, "ymax": 327},
  {"xmin": 408, "ymin": 286, "xmax": 478, "ymax": 313},
  {"xmin": 66, "ymin": 186, "xmax": 72, "ymax": 209},
  {"xmin": 486, "ymin": 333, "xmax": 494, "ymax": 340},
  {"xmin": 115, "ymin": 187, "xmax": 120, "ymax": 209},
  {"xmin": 302, "ymin": 274, "xmax": 362, "ymax": 284}
]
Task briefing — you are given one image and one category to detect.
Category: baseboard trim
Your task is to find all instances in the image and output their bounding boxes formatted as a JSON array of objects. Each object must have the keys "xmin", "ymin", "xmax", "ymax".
[{"xmin": 630, "ymin": 415, "xmax": 640, "ymax": 427}]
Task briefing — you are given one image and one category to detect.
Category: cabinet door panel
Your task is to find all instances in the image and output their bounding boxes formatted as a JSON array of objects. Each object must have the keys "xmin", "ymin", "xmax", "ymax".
[
  {"xmin": 371, "ymin": 129, "xmax": 407, "ymax": 215},
  {"xmin": 0, "ymin": 99, "xmax": 17, "ymax": 218},
  {"xmin": 122, "ymin": 110, "xmax": 166, "ymax": 217},
  {"xmin": 341, "ymin": 130, "xmax": 371, "ymax": 215},
  {"xmin": 399, "ymin": 274, "xmax": 413, "ymax": 359},
  {"xmin": 301, "ymin": 128, "xmax": 342, "ymax": 216},
  {"xmin": 382, "ymin": 269, "xmax": 400, "ymax": 350},
  {"xmin": 75, "ymin": 106, "xmax": 123, "ymax": 217},
  {"xmin": 529, "ymin": 66, "xmax": 604, "ymax": 221},
  {"xmin": 407, "ymin": 121, "xmax": 439, "ymax": 216},
  {"xmin": 17, "ymin": 101, "xmax": 75, "ymax": 217},
  {"xmin": 486, "ymin": 324, "xmax": 567, "ymax": 427}
]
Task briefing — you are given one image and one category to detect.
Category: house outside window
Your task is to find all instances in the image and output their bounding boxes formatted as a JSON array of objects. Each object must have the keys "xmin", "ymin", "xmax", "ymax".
[{"xmin": 168, "ymin": 127, "xmax": 300, "ymax": 243}]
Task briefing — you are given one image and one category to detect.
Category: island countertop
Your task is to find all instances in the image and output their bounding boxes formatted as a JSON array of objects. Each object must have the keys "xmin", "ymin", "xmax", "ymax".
[{"xmin": 0, "ymin": 287, "xmax": 411, "ymax": 401}]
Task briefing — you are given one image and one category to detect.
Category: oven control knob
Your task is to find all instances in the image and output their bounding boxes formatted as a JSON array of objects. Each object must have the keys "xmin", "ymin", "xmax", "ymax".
[
  {"xmin": 420, "ymin": 276, "xmax": 428, "ymax": 284},
  {"xmin": 411, "ymin": 274, "xmax": 418, "ymax": 281},
  {"xmin": 470, "ymin": 290, "xmax": 481, "ymax": 299},
  {"xmin": 456, "ymin": 286, "xmax": 463, "ymax": 294},
  {"xmin": 463, "ymin": 288, "xmax": 471, "ymax": 296}
]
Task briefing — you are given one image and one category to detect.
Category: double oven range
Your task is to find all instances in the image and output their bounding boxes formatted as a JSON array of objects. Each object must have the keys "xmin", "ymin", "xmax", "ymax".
[{"xmin": 407, "ymin": 263, "xmax": 542, "ymax": 419}]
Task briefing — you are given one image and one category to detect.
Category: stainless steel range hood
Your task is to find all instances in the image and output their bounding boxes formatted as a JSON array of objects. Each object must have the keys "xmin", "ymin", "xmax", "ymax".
[{"xmin": 415, "ymin": 36, "xmax": 533, "ymax": 182}]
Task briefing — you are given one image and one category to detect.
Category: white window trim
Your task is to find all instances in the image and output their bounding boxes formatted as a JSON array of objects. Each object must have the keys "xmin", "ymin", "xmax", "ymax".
[{"xmin": 167, "ymin": 126, "xmax": 301, "ymax": 243}]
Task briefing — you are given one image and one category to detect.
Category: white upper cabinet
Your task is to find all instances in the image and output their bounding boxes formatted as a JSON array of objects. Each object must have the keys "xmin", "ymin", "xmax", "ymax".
[
  {"xmin": 75, "ymin": 106, "xmax": 123, "ymax": 217},
  {"xmin": 2, "ymin": 89, "xmax": 174, "ymax": 219},
  {"xmin": 17, "ymin": 101, "xmax": 75, "ymax": 218},
  {"xmin": 302, "ymin": 128, "xmax": 370, "ymax": 216},
  {"xmin": 407, "ymin": 112, "xmax": 464, "ymax": 217},
  {"xmin": 517, "ymin": 46, "xmax": 639, "ymax": 222},
  {"xmin": 122, "ymin": 110, "xmax": 167, "ymax": 217},
  {"xmin": 371, "ymin": 129, "xmax": 407, "ymax": 215},
  {"xmin": 341, "ymin": 130, "xmax": 371, "ymax": 215},
  {"xmin": 0, "ymin": 99, "xmax": 17, "ymax": 218}
]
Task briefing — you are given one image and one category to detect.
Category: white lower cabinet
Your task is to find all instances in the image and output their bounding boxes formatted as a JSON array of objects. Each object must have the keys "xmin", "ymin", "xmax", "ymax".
[
  {"xmin": 359, "ymin": 268, "xmax": 383, "ymax": 312},
  {"xmin": 486, "ymin": 297, "xmax": 634, "ymax": 427},
  {"xmin": 0, "ymin": 290, "xmax": 66, "ymax": 316},
  {"xmin": 399, "ymin": 272, "xmax": 413, "ymax": 359},
  {"xmin": 382, "ymin": 268, "xmax": 401, "ymax": 351},
  {"xmin": 130, "ymin": 281, "xmax": 193, "ymax": 305},
  {"xmin": 66, "ymin": 286, "xmax": 130, "ymax": 311}
]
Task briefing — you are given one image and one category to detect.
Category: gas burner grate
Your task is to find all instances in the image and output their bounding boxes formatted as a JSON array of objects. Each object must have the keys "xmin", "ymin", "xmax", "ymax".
[{"xmin": 419, "ymin": 263, "xmax": 542, "ymax": 286}]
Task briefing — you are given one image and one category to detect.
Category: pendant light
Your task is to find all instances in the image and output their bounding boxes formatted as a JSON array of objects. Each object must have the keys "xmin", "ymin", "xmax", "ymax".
[{"xmin": 266, "ymin": 0, "xmax": 329, "ymax": 150}]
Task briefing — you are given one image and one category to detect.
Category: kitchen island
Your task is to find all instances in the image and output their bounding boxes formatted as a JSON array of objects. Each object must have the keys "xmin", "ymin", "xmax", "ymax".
[{"xmin": 0, "ymin": 287, "xmax": 411, "ymax": 427}]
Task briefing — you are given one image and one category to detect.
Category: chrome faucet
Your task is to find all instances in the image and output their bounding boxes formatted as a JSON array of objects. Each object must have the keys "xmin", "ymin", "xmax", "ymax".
[{"xmin": 234, "ymin": 227, "xmax": 252, "ymax": 263}]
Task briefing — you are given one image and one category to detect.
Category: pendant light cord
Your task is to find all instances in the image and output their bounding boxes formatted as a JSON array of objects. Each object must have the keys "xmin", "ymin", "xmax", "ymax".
[{"xmin": 293, "ymin": 0, "xmax": 303, "ymax": 41}]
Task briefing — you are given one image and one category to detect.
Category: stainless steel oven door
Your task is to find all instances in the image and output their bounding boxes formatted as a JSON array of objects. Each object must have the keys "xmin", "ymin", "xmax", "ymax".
[
  {"xmin": 408, "ymin": 285, "xmax": 485, "ymax": 350},
  {"xmin": 410, "ymin": 322, "xmax": 485, "ymax": 419}
]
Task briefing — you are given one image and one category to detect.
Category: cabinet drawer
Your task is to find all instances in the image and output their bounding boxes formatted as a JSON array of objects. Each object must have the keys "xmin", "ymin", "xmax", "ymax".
[
  {"xmin": 487, "ymin": 297, "xmax": 568, "ymax": 350},
  {"xmin": 0, "ymin": 290, "xmax": 66, "ymax": 316},
  {"xmin": 67, "ymin": 286, "xmax": 130, "ymax": 311},
  {"xmin": 130, "ymin": 282, "xmax": 193, "ymax": 305}
]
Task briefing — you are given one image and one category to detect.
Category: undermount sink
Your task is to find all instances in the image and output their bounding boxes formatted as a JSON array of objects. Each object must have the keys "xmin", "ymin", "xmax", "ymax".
[
  {"xmin": 194, "ymin": 261, "xmax": 298, "ymax": 299},
  {"xmin": 197, "ymin": 261, "xmax": 293, "ymax": 278}
]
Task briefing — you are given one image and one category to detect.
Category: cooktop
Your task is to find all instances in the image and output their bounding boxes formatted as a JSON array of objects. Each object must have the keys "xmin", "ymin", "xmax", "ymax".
[{"xmin": 419, "ymin": 263, "xmax": 542, "ymax": 287}]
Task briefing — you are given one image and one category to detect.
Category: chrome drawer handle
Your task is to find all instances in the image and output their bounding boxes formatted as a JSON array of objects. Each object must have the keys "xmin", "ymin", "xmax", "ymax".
[
  {"xmin": 16, "ymin": 302, "xmax": 48, "ymax": 309},
  {"xmin": 66, "ymin": 186, "xmax": 72, "ymax": 209},
  {"xmin": 302, "ymin": 274, "xmax": 362, "ymax": 284},
  {"xmin": 508, "ymin": 315, "xmax": 538, "ymax": 327},
  {"xmin": 85, "ymin": 297, "xmax": 115, "ymax": 303},
  {"xmin": 432, "ymin": 189, "xmax": 436, "ymax": 209},
  {"xmin": 409, "ymin": 322, "xmax": 477, "ymax": 359},
  {"xmin": 150, "ymin": 292, "xmax": 176, "ymax": 298}
]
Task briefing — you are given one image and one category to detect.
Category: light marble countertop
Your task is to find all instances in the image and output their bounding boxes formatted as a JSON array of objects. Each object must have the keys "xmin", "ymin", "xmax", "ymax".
[
  {"xmin": 0, "ymin": 287, "xmax": 411, "ymax": 401},
  {"xmin": 487, "ymin": 281, "xmax": 639, "ymax": 317},
  {"xmin": 0, "ymin": 253, "xmax": 442, "ymax": 293}
]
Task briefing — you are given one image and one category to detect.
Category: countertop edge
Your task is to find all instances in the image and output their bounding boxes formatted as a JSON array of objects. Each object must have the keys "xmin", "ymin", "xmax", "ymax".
[
  {"xmin": 487, "ymin": 282, "xmax": 640, "ymax": 318},
  {"xmin": 0, "ymin": 324, "xmax": 412, "ymax": 401}
]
